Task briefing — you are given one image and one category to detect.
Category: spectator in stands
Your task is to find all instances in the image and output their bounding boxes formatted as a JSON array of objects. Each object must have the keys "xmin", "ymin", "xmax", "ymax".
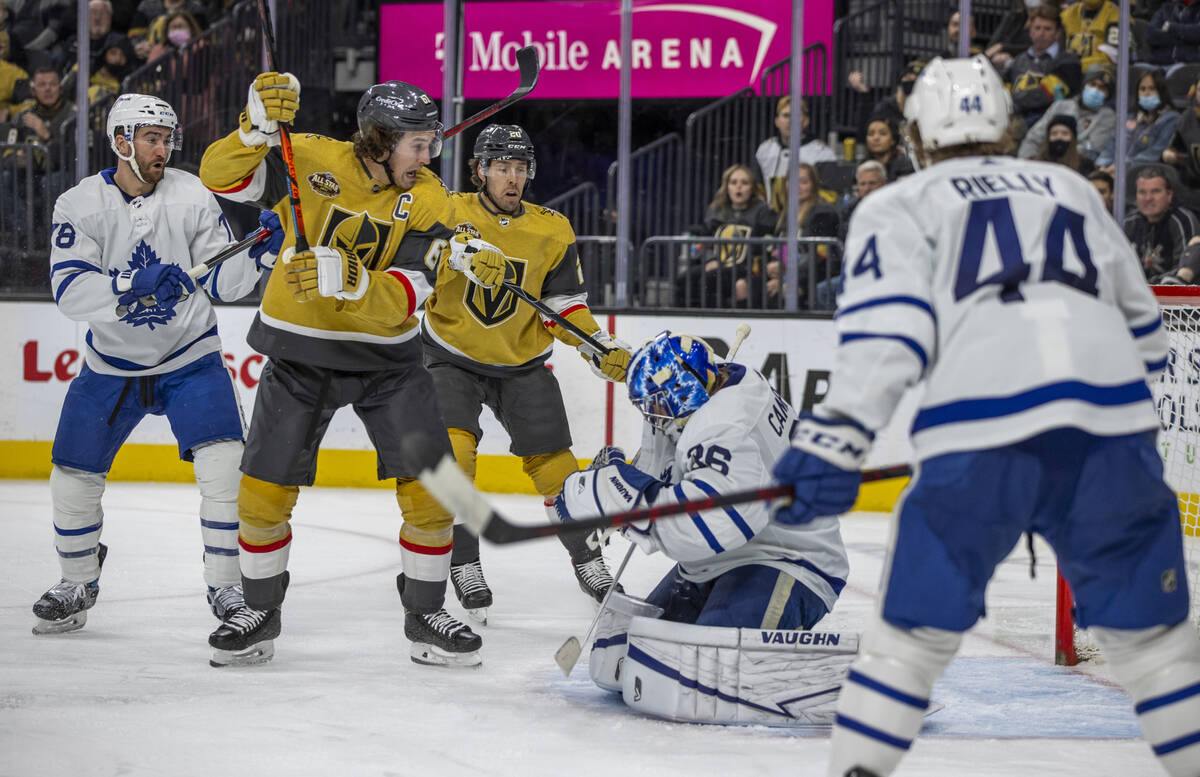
[
  {"xmin": 839, "ymin": 159, "xmax": 888, "ymax": 242},
  {"xmin": 1036, "ymin": 114, "xmax": 1096, "ymax": 176},
  {"xmin": 1145, "ymin": 0, "xmax": 1200, "ymax": 66},
  {"xmin": 7, "ymin": 0, "xmax": 74, "ymax": 70},
  {"xmin": 0, "ymin": 22, "xmax": 30, "ymax": 123},
  {"xmin": 86, "ymin": 0, "xmax": 115, "ymax": 58},
  {"xmin": 147, "ymin": 10, "xmax": 202, "ymax": 61},
  {"xmin": 756, "ymin": 96, "xmax": 835, "ymax": 219},
  {"xmin": 1019, "ymin": 63, "xmax": 1116, "ymax": 160},
  {"xmin": 678, "ymin": 163, "xmax": 776, "ymax": 308},
  {"xmin": 2, "ymin": 65, "xmax": 74, "ymax": 172},
  {"xmin": 1063, "ymin": 0, "xmax": 1121, "ymax": 68},
  {"xmin": 1124, "ymin": 166, "xmax": 1199, "ymax": 280},
  {"xmin": 941, "ymin": 11, "xmax": 982, "ymax": 58},
  {"xmin": 986, "ymin": 0, "xmax": 1034, "ymax": 70},
  {"xmin": 132, "ymin": 0, "xmax": 208, "ymax": 33},
  {"xmin": 88, "ymin": 34, "xmax": 133, "ymax": 103},
  {"xmin": 1004, "ymin": 5, "xmax": 1083, "ymax": 128},
  {"xmin": 1162, "ymin": 71, "xmax": 1200, "ymax": 196},
  {"xmin": 848, "ymin": 59, "xmax": 925, "ymax": 143},
  {"xmin": 1089, "ymin": 169, "xmax": 1117, "ymax": 213},
  {"xmin": 1159, "ymin": 236, "xmax": 1200, "ymax": 284},
  {"xmin": 1097, "ymin": 69, "xmax": 1179, "ymax": 171},
  {"xmin": 863, "ymin": 117, "xmax": 913, "ymax": 181}
]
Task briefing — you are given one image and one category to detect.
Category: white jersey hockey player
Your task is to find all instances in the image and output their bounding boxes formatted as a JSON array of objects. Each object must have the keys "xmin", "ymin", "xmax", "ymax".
[
  {"xmin": 33, "ymin": 94, "xmax": 282, "ymax": 646},
  {"xmin": 771, "ymin": 57, "xmax": 1200, "ymax": 777},
  {"xmin": 555, "ymin": 331, "xmax": 855, "ymax": 726}
]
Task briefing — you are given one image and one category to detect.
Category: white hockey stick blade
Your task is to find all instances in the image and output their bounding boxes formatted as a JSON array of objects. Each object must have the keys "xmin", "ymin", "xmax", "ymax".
[
  {"xmin": 417, "ymin": 454, "xmax": 494, "ymax": 537},
  {"xmin": 554, "ymin": 636, "xmax": 583, "ymax": 676}
]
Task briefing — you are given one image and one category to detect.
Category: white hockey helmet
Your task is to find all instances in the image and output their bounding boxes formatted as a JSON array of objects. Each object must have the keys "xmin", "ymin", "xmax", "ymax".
[
  {"xmin": 903, "ymin": 55, "xmax": 1011, "ymax": 152},
  {"xmin": 107, "ymin": 93, "xmax": 181, "ymax": 162}
]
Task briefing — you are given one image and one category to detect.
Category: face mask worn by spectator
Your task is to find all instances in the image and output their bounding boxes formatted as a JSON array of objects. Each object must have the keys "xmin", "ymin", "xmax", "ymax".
[
  {"xmin": 1082, "ymin": 86, "xmax": 1106, "ymax": 109},
  {"xmin": 1049, "ymin": 139, "xmax": 1070, "ymax": 157},
  {"xmin": 1139, "ymin": 94, "xmax": 1161, "ymax": 112},
  {"xmin": 167, "ymin": 29, "xmax": 191, "ymax": 47}
]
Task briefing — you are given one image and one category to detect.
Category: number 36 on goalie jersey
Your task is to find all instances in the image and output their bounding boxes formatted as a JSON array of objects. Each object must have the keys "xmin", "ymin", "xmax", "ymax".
[{"xmin": 824, "ymin": 158, "xmax": 1166, "ymax": 459}]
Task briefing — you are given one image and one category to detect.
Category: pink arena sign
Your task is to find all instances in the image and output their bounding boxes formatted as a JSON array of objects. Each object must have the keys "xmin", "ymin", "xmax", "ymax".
[{"xmin": 379, "ymin": 0, "xmax": 833, "ymax": 99}]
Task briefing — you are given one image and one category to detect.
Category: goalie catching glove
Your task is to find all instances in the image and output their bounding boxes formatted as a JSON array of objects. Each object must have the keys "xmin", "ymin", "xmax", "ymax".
[
  {"xmin": 771, "ymin": 413, "xmax": 871, "ymax": 525},
  {"xmin": 239, "ymin": 71, "xmax": 300, "ymax": 147},
  {"xmin": 582, "ymin": 331, "xmax": 633, "ymax": 382},
  {"xmin": 282, "ymin": 245, "xmax": 368, "ymax": 302},
  {"xmin": 447, "ymin": 230, "xmax": 507, "ymax": 288}
]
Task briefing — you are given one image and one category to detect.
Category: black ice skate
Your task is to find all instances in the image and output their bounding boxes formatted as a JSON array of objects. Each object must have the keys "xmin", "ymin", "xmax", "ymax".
[
  {"xmin": 449, "ymin": 559, "xmax": 493, "ymax": 625},
  {"xmin": 32, "ymin": 542, "xmax": 107, "ymax": 635},
  {"xmin": 572, "ymin": 555, "xmax": 622, "ymax": 605},
  {"xmin": 208, "ymin": 607, "xmax": 280, "ymax": 668},
  {"xmin": 206, "ymin": 584, "xmax": 247, "ymax": 621},
  {"xmin": 405, "ymin": 609, "xmax": 483, "ymax": 668}
]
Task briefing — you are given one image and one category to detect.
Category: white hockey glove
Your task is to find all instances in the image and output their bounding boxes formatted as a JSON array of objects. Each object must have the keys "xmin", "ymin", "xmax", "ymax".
[
  {"xmin": 282, "ymin": 245, "xmax": 369, "ymax": 302},
  {"xmin": 582, "ymin": 331, "xmax": 634, "ymax": 383},
  {"xmin": 772, "ymin": 413, "xmax": 871, "ymax": 525},
  {"xmin": 239, "ymin": 71, "xmax": 300, "ymax": 147},
  {"xmin": 447, "ymin": 231, "xmax": 507, "ymax": 288}
]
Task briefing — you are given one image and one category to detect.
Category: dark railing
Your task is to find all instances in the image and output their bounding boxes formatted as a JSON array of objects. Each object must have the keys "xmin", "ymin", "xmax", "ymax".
[
  {"xmin": 542, "ymin": 182, "xmax": 606, "ymax": 239},
  {"xmin": 758, "ymin": 42, "xmax": 833, "ymax": 141},
  {"xmin": 605, "ymin": 132, "xmax": 685, "ymax": 247}
]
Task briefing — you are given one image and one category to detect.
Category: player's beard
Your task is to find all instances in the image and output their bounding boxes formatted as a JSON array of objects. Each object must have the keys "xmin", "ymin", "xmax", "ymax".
[
  {"xmin": 135, "ymin": 152, "xmax": 166, "ymax": 184},
  {"xmin": 486, "ymin": 179, "xmax": 522, "ymax": 213}
]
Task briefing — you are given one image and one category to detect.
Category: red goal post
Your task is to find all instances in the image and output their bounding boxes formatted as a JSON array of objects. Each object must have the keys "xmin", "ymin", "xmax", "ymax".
[{"xmin": 1056, "ymin": 285, "xmax": 1200, "ymax": 665}]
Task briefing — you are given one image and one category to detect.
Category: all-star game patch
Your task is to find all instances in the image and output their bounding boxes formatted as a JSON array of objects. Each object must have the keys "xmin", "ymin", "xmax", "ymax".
[
  {"xmin": 455, "ymin": 222, "xmax": 482, "ymax": 239},
  {"xmin": 307, "ymin": 172, "xmax": 341, "ymax": 198}
]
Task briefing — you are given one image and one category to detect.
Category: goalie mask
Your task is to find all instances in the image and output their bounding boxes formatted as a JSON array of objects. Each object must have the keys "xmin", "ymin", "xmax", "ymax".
[
  {"xmin": 357, "ymin": 81, "xmax": 443, "ymax": 159},
  {"xmin": 473, "ymin": 124, "xmax": 536, "ymax": 179},
  {"xmin": 107, "ymin": 93, "xmax": 181, "ymax": 181},
  {"xmin": 627, "ymin": 332, "xmax": 720, "ymax": 435}
]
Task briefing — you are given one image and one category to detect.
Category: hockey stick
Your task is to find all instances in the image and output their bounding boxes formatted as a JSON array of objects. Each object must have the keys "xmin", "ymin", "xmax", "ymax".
[
  {"xmin": 499, "ymin": 280, "xmax": 612, "ymax": 357},
  {"xmin": 116, "ymin": 226, "xmax": 273, "ymax": 316},
  {"xmin": 256, "ymin": 0, "xmax": 309, "ymax": 252},
  {"xmin": 553, "ymin": 542, "xmax": 635, "ymax": 676},
  {"xmin": 443, "ymin": 46, "xmax": 540, "ymax": 140},
  {"xmin": 412, "ymin": 439, "xmax": 912, "ymax": 544}
]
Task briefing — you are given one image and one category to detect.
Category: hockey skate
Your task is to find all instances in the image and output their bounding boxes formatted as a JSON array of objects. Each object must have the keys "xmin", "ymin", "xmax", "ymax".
[
  {"xmin": 207, "ymin": 584, "xmax": 247, "ymax": 621},
  {"xmin": 208, "ymin": 607, "xmax": 280, "ymax": 668},
  {"xmin": 449, "ymin": 559, "xmax": 493, "ymax": 625},
  {"xmin": 572, "ymin": 555, "xmax": 622, "ymax": 605},
  {"xmin": 397, "ymin": 573, "xmax": 482, "ymax": 667},
  {"xmin": 32, "ymin": 542, "xmax": 107, "ymax": 635}
]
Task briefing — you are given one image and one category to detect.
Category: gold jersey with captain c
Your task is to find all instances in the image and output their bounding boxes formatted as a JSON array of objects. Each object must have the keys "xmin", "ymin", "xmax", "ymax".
[
  {"xmin": 422, "ymin": 192, "xmax": 603, "ymax": 376},
  {"xmin": 199, "ymin": 131, "xmax": 453, "ymax": 371}
]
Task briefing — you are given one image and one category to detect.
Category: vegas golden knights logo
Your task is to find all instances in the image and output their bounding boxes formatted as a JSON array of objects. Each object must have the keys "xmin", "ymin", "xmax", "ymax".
[
  {"xmin": 464, "ymin": 259, "xmax": 527, "ymax": 327},
  {"xmin": 317, "ymin": 207, "xmax": 394, "ymax": 270}
]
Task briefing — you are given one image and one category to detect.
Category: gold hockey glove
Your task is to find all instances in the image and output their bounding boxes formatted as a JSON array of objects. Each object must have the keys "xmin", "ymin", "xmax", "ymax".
[
  {"xmin": 239, "ymin": 71, "xmax": 301, "ymax": 147},
  {"xmin": 447, "ymin": 229, "xmax": 507, "ymax": 289},
  {"xmin": 282, "ymin": 245, "xmax": 368, "ymax": 303}
]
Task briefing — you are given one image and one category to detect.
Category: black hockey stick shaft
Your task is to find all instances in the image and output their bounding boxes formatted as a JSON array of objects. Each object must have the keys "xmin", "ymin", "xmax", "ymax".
[
  {"xmin": 443, "ymin": 46, "xmax": 540, "ymax": 139},
  {"xmin": 256, "ymin": 0, "xmax": 309, "ymax": 252},
  {"xmin": 499, "ymin": 280, "xmax": 611, "ymax": 356}
]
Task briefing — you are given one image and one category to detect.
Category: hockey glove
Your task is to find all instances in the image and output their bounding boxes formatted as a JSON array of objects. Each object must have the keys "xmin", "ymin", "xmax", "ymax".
[
  {"xmin": 249, "ymin": 210, "xmax": 284, "ymax": 271},
  {"xmin": 282, "ymin": 245, "xmax": 369, "ymax": 302},
  {"xmin": 239, "ymin": 71, "xmax": 300, "ymax": 147},
  {"xmin": 447, "ymin": 231, "xmax": 507, "ymax": 288},
  {"xmin": 582, "ymin": 331, "xmax": 634, "ymax": 382},
  {"xmin": 113, "ymin": 263, "xmax": 196, "ymax": 312},
  {"xmin": 555, "ymin": 461, "xmax": 662, "ymax": 524},
  {"xmin": 588, "ymin": 445, "xmax": 627, "ymax": 470},
  {"xmin": 772, "ymin": 413, "xmax": 871, "ymax": 525}
]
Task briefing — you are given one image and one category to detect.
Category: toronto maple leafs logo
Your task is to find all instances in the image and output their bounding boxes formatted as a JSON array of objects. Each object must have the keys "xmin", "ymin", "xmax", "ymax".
[{"xmin": 111, "ymin": 240, "xmax": 177, "ymax": 330}]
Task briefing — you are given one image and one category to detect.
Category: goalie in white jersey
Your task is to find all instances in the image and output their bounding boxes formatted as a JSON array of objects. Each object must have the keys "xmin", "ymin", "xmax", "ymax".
[
  {"xmin": 771, "ymin": 57, "xmax": 1200, "ymax": 777},
  {"xmin": 556, "ymin": 331, "xmax": 854, "ymax": 725},
  {"xmin": 32, "ymin": 94, "xmax": 282, "ymax": 644}
]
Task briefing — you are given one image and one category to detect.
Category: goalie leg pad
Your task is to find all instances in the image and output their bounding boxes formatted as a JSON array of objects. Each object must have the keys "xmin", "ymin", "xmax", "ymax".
[
  {"xmin": 193, "ymin": 440, "xmax": 243, "ymax": 588},
  {"xmin": 49, "ymin": 466, "xmax": 108, "ymax": 581},
  {"xmin": 1092, "ymin": 623, "xmax": 1200, "ymax": 777},
  {"xmin": 588, "ymin": 592, "xmax": 665, "ymax": 692},
  {"xmin": 620, "ymin": 615, "xmax": 860, "ymax": 726},
  {"xmin": 827, "ymin": 617, "xmax": 961, "ymax": 777}
]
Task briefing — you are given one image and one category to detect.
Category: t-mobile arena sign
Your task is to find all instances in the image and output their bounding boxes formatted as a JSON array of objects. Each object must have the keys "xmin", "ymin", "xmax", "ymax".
[{"xmin": 379, "ymin": 0, "xmax": 832, "ymax": 99}]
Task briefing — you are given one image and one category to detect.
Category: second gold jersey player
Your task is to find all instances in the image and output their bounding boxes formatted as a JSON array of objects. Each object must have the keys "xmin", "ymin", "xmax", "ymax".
[{"xmin": 422, "ymin": 124, "xmax": 632, "ymax": 622}]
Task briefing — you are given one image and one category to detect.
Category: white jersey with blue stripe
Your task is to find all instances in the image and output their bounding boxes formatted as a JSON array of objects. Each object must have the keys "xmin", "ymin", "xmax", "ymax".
[
  {"xmin": 824, "ymin": 155, "xmax": 1166, "ymax": 459},
  {"xmin": 632, "ymin": 366, "xmax": 849, "ymax": 611},
  {"xmin": 49, "ymin": 168, "xmax": 261, "ymax": 377}
]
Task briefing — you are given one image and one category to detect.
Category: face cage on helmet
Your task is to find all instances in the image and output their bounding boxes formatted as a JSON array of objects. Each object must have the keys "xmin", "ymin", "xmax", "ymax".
[
  {"xmin": 478, "ymin": 156, "xmax": 536, "ymax": 180},
  {"xmin": 631, "ymin": 388, "xmax": 679, "ymax": 433}
]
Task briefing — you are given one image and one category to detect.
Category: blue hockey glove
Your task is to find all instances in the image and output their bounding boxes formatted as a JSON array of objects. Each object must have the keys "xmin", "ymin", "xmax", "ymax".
[
  {"xmin": 587, "ymin": 445, "xmax": 626, "ymax": 470},
  {"xmin": 249, "ymin": 210, "xmax": 284, "ymax": 271},
  {"xmin": 114, "ymin": 263, "xmax": 196, "ymax": 311},
  {"xmin": 772, "ymin": 413, "xmax": 871, "ymax": 525}
]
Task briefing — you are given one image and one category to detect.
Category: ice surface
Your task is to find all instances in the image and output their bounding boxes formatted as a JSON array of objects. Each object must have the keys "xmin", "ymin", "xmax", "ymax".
[{"xmin": 0, "ymin": 481, "xmax": 1162, "ymax": 777}]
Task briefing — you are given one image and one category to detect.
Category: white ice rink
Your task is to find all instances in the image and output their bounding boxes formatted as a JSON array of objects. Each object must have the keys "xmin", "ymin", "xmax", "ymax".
[{"xmin": 0, "ymin": 480, "xmax": 1168, "ymax": 777}]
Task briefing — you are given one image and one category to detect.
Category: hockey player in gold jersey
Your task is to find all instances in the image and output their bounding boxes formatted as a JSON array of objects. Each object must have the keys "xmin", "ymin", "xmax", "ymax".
[
  {"xmin": 422, "ymin": 124, "xmax": 632, "ymax": 623},
  {"xmin": 198, "ymin": 75, "xmax": 505, "ymax": 668}
]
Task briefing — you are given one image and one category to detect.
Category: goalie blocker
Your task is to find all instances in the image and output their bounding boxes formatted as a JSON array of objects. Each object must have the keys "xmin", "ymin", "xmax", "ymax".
[{"xmin": 589, "ymin": 593, "xmax": 858, "ymax": 727}]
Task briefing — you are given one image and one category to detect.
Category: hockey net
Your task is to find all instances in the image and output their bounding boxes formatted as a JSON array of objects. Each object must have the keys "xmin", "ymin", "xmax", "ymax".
[{"xmin": 1056, "ymin": 286, "xmax": 1200, "ymax": 665}]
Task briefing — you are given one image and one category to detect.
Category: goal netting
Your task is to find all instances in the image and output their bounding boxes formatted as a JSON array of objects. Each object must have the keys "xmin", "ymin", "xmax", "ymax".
[{"xmin": 1057, "ymin": 286, "xmax": 1200, "ymax": 665}]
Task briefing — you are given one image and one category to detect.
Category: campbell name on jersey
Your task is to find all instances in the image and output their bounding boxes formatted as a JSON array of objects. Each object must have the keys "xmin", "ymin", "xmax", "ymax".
[
  {"xmin": 422, "ymin": 192, "xmax": 586, "ymax": 375},
  {"xmin": 200, "ymin": 132, "xmax": 452, "ymax": 371},
  {"xmin": 633, "ymin": 366, "xmax": 849, "ymax": 610},
  {"xmin": 827, "ymin": 156, "xmax": 1166, "ymax": 459},
  {"xmin": 49, "ymin": 168, "xmax": 261, "ymax": 376}
]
